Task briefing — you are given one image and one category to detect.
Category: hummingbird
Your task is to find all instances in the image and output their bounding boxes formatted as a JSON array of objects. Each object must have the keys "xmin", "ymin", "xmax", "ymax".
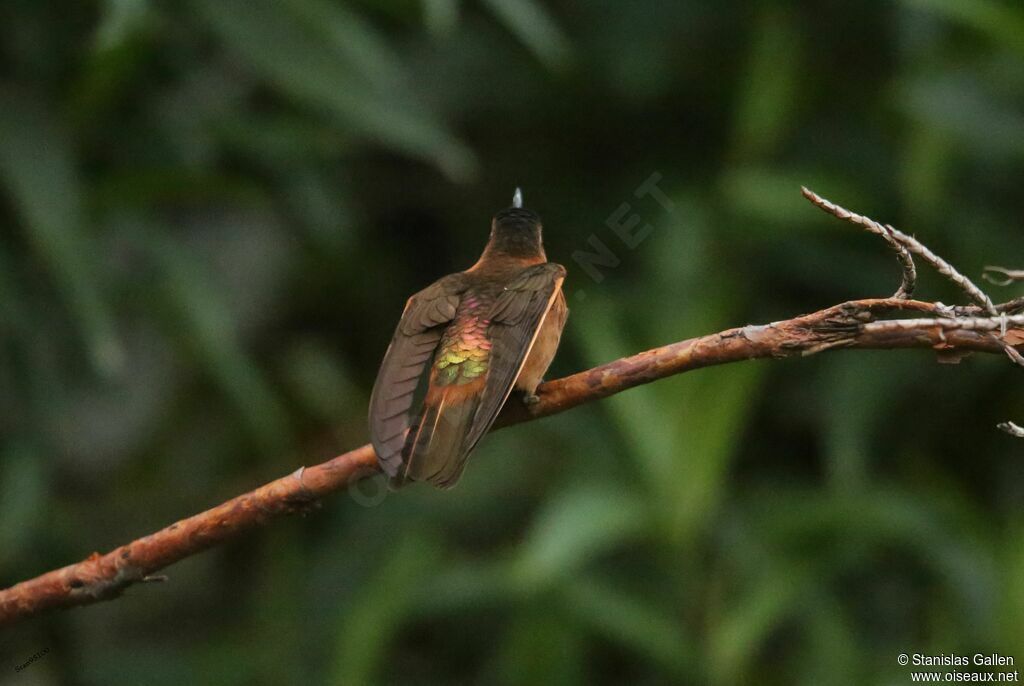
[{"xmin": 369, "ymin": 189, "xmax": 568, "ymax": 489}]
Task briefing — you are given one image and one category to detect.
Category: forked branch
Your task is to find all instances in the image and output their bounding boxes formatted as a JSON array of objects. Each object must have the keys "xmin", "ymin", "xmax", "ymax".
[{"xmin": 0, "ymin": 189, "xmax": 1021, "ymax": 627}]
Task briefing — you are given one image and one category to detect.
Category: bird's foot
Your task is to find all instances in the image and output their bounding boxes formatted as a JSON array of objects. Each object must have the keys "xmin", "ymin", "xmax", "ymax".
[{"xmin": 520, "ymin": 390, "xmax": 541, "ymax": 407}]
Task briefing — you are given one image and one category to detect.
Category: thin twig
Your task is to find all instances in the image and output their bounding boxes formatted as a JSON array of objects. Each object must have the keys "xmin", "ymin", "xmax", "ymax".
[
  {"xmin": 801, "ymin": 187, "xmax": 916, "ymax": 298},
  {"xmin": 802, "ymin": 188, "xmax": 996, "ymax": 314},
  {"xmin": 1004, "ymin": 345, "xmax": 1024, "ymax": 367},
  {"xmin": 984, "ymin": 266, "xmax": 1024, "ymax": 286},
  {"xmin": 885, "ymin": 222, "xmax": 997, "ymax": 313},
  {"xmin": 860, "ymin": 313, "xmax": 1024, "ymax": 366},
  {"xmin": 885, "ymin": 226, "xmax": 919, "ymax": 300},
  {"xmin": 998, "ymin": 422, "xmax": 1024, "ymax": 438},
  {"xmin": 861, "ymin": 314, "xmax": 1024, "ymax": 334},
  {"xmin": 994, "ymin": 296, "xmax": 1024, "ymax": 314}
]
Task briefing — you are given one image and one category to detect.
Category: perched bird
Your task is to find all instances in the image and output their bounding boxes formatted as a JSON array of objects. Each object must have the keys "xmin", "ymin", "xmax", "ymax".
[{"xmin": 369, "ymin": 189, "xmax": 568, "ymax": 489}]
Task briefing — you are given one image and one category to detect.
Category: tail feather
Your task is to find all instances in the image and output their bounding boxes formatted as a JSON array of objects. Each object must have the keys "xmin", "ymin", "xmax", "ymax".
[{"xmin": 393, "ymin": 381, "xmax": 483, "ymax": 489}]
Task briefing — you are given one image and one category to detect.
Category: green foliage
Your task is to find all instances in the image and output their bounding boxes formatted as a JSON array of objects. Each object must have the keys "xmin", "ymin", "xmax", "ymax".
[
  {"xmin": 0, "ymin": 90, "xmax": 122, "ymax": 376},
  {"xmin": 0, "ymin": 1, "xmax": 1022, "ymax": 684}
]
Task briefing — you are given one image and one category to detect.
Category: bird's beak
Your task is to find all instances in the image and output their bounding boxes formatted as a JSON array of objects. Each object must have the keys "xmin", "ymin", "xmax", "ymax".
[{"xmin": 512, "ymin": 187, "xmax": 523, "ymax": 208}]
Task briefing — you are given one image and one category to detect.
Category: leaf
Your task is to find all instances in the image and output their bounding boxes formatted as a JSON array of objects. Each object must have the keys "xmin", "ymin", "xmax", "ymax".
[
  {"xmin": 574, "ymin": 293, "xmax": 763, "ymax": 543},
  {"xmin": 413, "ymin": 558, "xmax": 519, "ymax": 614},
  {"xmin": 820, "ymin": 356, "xmax": 915, "ymax": 488},
  {"xmin": 273, "ymin": 0, "xmax": 408, "ymax": 98},
  {"xmin": 422, "ymin": 0, "xmax": 460, "ymax": 37},
  {"xmin": 487, "ymin": 609, "xmax": 584, "ymax": 686},
  {"xmin": 571, "ymin": 298, "xmax": 680, "ymax": 499},
  {"xmin": 708, "ymin": 566, "xmax": 809, "ymax": 684},
  {"xmin": 745, "ymin": 486, "xmax": 998, "ymax": 622},
  {"xmin": 331, "ymin": 534, "xmax": 443, "ymax": 686},
  {"xmin": 900, "ymin": 76, "xmax": 1024, "ymax": 160},
  {"xmin": 0, "ymin": 89, "xmax": 123, "ymax": 375},
  {"xmin": 511, "ymin": 485, "xmax": 646, "ymax": 590},
  {"xmin": 247, "ymin": 524, "xmax": 309, "ymax": 684},
  {"xmin": 480, "ymin": 0, "xmax": 573, "ymax": 70},
  {"xmin": 136, "ymin": 223, "xmax": 293, "ymax": 454},
  {"xmin": 0, "ymin": 240, "xmax": 27, "ymax": 335},
  {"xmin": 730, "ymin": 6, "xmax": 802, "ymax": 160},
  {"xmin": 902, "ymin": 0, "xmax": 1024, "ymax": 56},
  {"xmin": 563, "ymin": 577, "xmax": 694, "ymax": 678},
  {"xmin": 0, "ymin": 443, "xmax": 46, "ymax": 572},
  {"xmin": 719, "ymin": 167, "xmax": 863, "ymax": 230},
  {"xmin": 1001, "ymin": 524, "xmax": 1024, "ymax": 655},
  {"xmin": 279, "ymin": 338, "xmax": 362, "ymax": 424},
  {"xmin": 194, "ymin": 0, "xmax": 476, "ymax": 181},
  {"xmin": 94, "ymin": 0, "xmax": 152, "ymax": 51}
]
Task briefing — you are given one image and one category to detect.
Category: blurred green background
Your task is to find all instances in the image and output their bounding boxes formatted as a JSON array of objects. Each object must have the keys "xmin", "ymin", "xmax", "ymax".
[{"xmin": 1, "ymin": 0, "xmax": 1023, "ymax": 684}]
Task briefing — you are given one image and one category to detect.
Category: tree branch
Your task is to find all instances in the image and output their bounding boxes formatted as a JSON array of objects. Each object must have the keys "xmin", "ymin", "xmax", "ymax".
[
  {"xmin": 0, "ymin": 297, "xmax": 1020, "ymax": 626},
  {"xmin": 3, "ymin": 188, "xmax": 1021, "ymax": 626}
]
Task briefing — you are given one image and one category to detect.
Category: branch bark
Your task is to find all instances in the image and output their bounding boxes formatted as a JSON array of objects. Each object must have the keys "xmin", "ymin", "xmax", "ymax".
[{"xmin": 1, "ymin": 296, "xmax": 1021, "ymax": 626}]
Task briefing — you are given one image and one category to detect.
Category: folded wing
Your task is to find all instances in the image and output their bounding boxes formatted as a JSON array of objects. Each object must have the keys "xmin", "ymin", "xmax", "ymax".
[
  {"xmin": 459, "ymin": 262, "xmax": 566, "ymax": 459},
  {"xmin": 368, "ymin": 274, "xmax": 465, "ymax": 477}
]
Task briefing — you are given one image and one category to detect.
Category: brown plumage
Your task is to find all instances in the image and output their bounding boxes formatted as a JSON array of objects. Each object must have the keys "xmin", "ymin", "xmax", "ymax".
[{"xmin": 368, "ymin": 192, "xmax": 568, "ymax": 489}]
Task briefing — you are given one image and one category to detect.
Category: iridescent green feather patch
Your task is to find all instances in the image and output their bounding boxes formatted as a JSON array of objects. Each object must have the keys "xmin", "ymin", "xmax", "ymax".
[{"xmin": 434, "ymin": 297, "xmax": 492, "ymax": 386}]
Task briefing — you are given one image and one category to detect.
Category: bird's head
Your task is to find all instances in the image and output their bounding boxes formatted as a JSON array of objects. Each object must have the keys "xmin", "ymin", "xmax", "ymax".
[{"xmin": 488, "ymin": 188, "xmax": 544, "ymax": 258}]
